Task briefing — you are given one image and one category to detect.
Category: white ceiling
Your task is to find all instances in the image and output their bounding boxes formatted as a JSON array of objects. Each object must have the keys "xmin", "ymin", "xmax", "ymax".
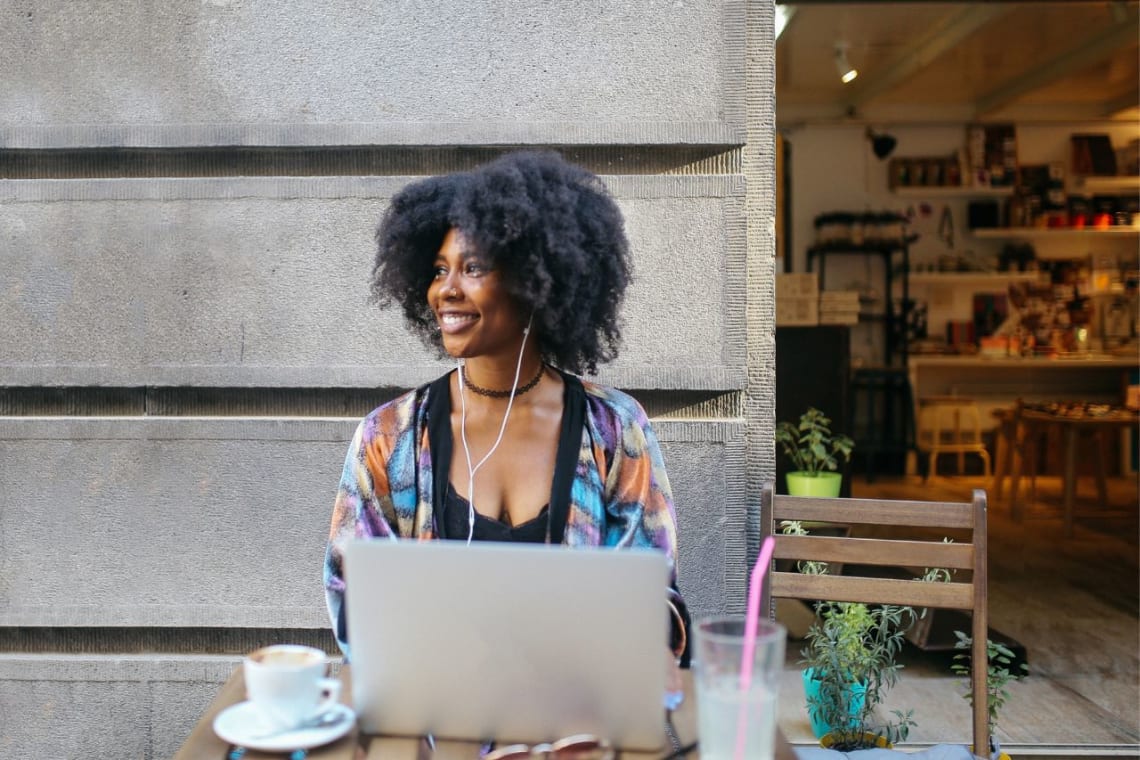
[{"xmin": 775, "ymin": 1, "xmax": 1140, "ymax": 126}]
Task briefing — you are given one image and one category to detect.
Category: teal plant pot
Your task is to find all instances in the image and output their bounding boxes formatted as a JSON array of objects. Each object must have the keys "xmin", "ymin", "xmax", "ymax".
[
  {"xmin": 786, "ymin": 471, "xmax": 843, "ymax": 498},
  {"xmin": 802, "ymin": 667, "xmax": 866, "ymax": 740}
]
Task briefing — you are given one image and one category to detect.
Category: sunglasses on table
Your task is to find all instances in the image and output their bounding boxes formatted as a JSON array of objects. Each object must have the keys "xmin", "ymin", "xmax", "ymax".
[{"xmin": 482, "ymin": 734, "xmax": 615, "ymax": 760}]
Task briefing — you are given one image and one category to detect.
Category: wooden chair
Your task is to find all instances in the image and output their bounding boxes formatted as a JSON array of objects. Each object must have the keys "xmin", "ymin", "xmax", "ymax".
[
  {"xmin": 760, "ymin": 482, "xmax": 990, "ymax": 755},
  {"xmin": 916, "ymin": 396, "xmax": 991, "ymax": 480},
  {"xmin": 991, "ymin": 399, "xmax": 1051, "ymax": 519}
]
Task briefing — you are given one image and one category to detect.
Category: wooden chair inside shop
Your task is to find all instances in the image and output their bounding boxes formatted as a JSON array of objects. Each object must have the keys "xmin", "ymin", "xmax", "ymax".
[
  {"xmin": 990, "ymin": 399, "xmax": 1050, "ymax": 515},
  {"xmin": 760, "ymin": 482, "xmax": 990, "ymax": 755}
]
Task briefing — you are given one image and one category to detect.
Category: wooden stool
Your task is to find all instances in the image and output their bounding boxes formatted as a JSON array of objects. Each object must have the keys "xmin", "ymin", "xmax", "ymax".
[
  {"xmin": 991, "ymin": 401, "xmax": 1053, "ymax": 521},
  {"xmin": 917, "ymin": 396, "xmax": 991, "ymax": 480},
  {"xmin": 992, "ymin": 405, "xmax": 1032, "ymax": 502}
]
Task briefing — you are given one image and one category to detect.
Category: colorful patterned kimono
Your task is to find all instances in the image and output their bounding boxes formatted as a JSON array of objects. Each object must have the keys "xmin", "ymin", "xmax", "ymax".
[{"xmin": 323, "ymin": 368, "xmax": 687, "ymax": 660}]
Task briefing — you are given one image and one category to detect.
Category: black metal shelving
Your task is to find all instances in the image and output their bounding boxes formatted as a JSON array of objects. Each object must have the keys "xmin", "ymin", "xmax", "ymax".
[
  {"xmin": 806, "ymin": 235, "xmax": 916, "ymax": 367},
  {"xmin": 806, "ymin": 236, "xmax": 919, "ymax": 480}
]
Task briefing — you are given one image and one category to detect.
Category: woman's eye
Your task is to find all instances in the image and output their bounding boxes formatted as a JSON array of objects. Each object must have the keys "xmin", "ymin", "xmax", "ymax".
[
  {"xmin": 464, "ymin": 261, "xmax": 488, "ymax": 276},
  {"xmin": 432, "ymin": 266, "xmax": 447, "ymax": 278}
]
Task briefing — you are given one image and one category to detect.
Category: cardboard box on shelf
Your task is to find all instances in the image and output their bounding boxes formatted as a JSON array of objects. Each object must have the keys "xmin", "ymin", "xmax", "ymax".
[
  {"xmin": 776, "ymin": 296, "xmax": 819, "ymax": 326},
  {"xmin": 776, "ymin": 273, "xmax": 819, "ymax": 299}
]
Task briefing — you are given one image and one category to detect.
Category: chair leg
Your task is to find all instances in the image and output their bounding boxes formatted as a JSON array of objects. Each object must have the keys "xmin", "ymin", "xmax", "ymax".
[
  {"xmin": 992, "ymin": 423, "xmax": 1010, "ymax": 499},
  {"xmin": 1010, "ymin": 433, "xmax": 1026, "ymax": 522},
  {"xmin": 979, "ymin": 447, "xmax": 992, "ymax": 479},
  {"xmin": 1063, "ymin": 425, "xmax": 1079, "ymax": 537},
  {"xmin": 1094, "ymin": 430, "xmax": 1109, "ymax": 507},
  {"xmin": 1027, "ymin": 427, "xmax": 1042, "ymax": 501}
]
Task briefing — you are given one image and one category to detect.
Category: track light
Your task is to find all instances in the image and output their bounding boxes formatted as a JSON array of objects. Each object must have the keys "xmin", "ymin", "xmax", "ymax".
[
  {"xmin": 866, "ymin": 127, "xmax": 897, "ymax": 160},
  {"xmin": 835, "ymin": 43, "xmax": 858, "ymax": 84},
  {"xmin": 775, "ymin": 6, "xmax": 796, "ymax": 40}
]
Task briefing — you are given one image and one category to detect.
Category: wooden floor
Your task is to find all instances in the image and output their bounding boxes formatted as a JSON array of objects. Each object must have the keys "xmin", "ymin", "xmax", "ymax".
[{"xmin": 774, "ymin": 473, "xmax": 1140, "ymax": 757}]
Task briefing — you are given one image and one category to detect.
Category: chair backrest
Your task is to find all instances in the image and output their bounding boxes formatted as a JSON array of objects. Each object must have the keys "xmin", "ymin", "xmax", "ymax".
[{"xmin": 761, "ymin": 482, "xmax": 990, "ymax": 755}]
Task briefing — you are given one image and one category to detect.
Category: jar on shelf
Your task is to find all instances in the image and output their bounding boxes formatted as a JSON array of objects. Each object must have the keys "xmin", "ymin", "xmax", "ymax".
[
  {"xmin": 813, "ymin": 212, "xmax": 853, "ymax": 243},
  {"xmin": 945, "ymin": 157, "xmax": 962, "ymax": 187},
  {"xmin": 878, "ymin": 212, "xmax": 907, "ymax": 243},
  {"xmin": 862, "ymin": 212, "xmax": 884, "ymax": 243},
  {"xmin": 889, "ymin": 158, "xmax": 909, "ymax": 188},
  {"xmin": 911, "ymin": 160, "xmax": 927, "ymax": 186},
  {"xmin": 926, "ymin": 159, "xmax": 944, "ymax": 186}
]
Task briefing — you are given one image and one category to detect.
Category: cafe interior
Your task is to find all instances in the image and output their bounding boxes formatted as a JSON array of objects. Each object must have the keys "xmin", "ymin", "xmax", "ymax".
[{"xmin": 773, "ymin": 1, "xmax": 1139, "ymax": 755}]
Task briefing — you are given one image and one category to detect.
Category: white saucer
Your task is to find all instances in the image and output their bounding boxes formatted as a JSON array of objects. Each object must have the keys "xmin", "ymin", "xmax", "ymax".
[{"xmin": 213, "ymin": 702, "xmax": 355, "ymax": 752}]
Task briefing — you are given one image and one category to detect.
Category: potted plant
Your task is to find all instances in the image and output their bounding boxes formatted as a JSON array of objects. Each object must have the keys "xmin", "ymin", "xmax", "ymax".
[
  {"xmin": 800, "ymin": 599, "xmax": 917, "ymax": 749},
  {"xmin": 780, "ymin": 519, "xmax": 918, "ymax": 750},
  {"xmin": 776, "ymin": 407, "xmax": 854, "ymax": 497},
  {"xmin": 951, "ymin": 632, "xmax": 1028, "ymax": 760}
]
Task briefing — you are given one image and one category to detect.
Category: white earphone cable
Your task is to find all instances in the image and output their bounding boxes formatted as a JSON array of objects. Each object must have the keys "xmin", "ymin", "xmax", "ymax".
[{"xmin": 458, "ymin": 315, "xmax": 534, "ymax": 545}]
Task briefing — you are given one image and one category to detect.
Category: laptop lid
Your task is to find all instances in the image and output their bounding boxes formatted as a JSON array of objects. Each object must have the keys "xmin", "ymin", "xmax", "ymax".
[{"xmin": 343, "ymin": 540, "xmax": 669, "ymax": 750}]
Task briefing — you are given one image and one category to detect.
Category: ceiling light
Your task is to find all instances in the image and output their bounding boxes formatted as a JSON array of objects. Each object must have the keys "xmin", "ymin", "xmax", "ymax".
[
  {"xmin": 835, "ymin": 43, "xmax": 858, "ymax": 84},
  {"xmin": 775, "ymin": 5, "xmax": 796, "ymax": 41}
]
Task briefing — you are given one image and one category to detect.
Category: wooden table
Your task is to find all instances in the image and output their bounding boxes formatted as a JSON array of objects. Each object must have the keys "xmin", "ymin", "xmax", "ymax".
[
  {"xmin": 1014, "ymin": 409, "xmax": 1139, "ymax": 536},
  {"xmin": 174, "ymin": 666, "xmax": 798, "ymax": 760}
]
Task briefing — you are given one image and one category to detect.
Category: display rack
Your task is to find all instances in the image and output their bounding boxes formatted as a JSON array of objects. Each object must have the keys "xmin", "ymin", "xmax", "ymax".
[
  {"xmin": 807, "ymin": 237, "xmax": 921, "ymax": 479},
  {"xmin": 806, "ymin": 235, "xmax": 916, "ymax": 367}
]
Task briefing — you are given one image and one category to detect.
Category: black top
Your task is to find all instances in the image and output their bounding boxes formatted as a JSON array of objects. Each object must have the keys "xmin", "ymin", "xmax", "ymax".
[
  {"xmin": 427, "ymin": 368, "xmax": 585, "ymax": 543},
  {"xmin": 442, "ymin": 483, "xmax": 550, "ymax": 543}
]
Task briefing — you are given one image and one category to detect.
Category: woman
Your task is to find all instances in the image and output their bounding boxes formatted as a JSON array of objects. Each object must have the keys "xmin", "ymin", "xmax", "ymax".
[{"xmin": 323, "ymin": 151, "xmax": 689, "ymax": 667}]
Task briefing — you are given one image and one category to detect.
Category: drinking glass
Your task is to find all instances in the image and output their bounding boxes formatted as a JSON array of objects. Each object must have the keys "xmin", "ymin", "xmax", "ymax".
[{"xmin": 694, "ymin": 617, "xmax": 785, "ymax": 760}]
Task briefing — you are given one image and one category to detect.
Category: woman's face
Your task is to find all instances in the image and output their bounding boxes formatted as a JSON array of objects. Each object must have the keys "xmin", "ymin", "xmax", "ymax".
[{"xmin": 427, "ymin": 228, "xmax": 528, "ymax": 360}]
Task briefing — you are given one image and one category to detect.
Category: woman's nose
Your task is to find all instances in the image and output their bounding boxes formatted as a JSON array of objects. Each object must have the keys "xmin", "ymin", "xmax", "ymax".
[{"xmin": 440, "ymin": 271, "xmax": 462, "ymax": 299}]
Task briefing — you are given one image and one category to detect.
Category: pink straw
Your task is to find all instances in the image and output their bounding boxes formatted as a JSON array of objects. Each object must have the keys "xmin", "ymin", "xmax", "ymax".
[{"xmin": 734, "ymin": 534, "xmax": 776, "ymax": 760}]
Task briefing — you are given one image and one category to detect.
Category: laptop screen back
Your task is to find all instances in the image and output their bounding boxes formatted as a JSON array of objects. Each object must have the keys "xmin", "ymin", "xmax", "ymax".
[{"xmin": 343, "ymin": 540, "xmax": 669, "ymax": 750}]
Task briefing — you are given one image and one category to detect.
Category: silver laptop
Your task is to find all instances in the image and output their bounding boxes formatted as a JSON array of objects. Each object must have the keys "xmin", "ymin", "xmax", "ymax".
[{"xmin": 343, "ymin": 540, "xmax": 669, "ymax": 750}]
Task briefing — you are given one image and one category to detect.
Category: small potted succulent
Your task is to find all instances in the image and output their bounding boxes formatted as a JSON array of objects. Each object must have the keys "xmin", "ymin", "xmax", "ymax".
[{"xmin": 776, "ymin": 407, "xmax": 854, "ymax": 497}]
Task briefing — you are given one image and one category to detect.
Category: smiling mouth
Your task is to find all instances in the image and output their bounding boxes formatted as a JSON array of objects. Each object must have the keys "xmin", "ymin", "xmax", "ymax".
[{"xmin": 439, "ymin": 312, "xmax": 478, "ymax": 332}]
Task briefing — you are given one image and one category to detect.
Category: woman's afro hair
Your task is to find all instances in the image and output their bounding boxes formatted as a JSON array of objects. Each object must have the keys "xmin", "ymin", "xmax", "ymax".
[{"xmin": 371, "ymin": 150, "xmax": 632, "ymax": 375}]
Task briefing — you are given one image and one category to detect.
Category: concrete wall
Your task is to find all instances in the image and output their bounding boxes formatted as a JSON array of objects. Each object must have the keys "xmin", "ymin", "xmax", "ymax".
[{"xmin": 0, "ymin": 1, "xmax": 777, "ymax": 756}]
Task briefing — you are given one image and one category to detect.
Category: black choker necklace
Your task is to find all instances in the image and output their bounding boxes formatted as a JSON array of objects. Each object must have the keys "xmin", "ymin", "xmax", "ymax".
[{"xmin": 461, "ymin": 363, "xmax": 545, "ymax": 399}]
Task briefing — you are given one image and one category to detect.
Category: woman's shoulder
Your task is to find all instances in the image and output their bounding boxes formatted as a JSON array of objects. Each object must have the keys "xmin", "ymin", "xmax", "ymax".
[
  {"xmin": 579, "ymin": 378, "xmax": 650, "ymax": 427},
  {"xmin": 358, "ymin": 374, "xmax": 447, "ymax": 442}
]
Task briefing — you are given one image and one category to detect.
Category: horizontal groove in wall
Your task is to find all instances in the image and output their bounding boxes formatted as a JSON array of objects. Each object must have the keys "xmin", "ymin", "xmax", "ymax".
[
  {"xmin": 0, "ymin": 387, "xmax": 395, "ymax": 417},
  {"xmin": 0, "ymin": 145, "xmax": 741, "ymax": 179},
  {"xmin": 0, "ymin": 387, "xmax": 145, "ymax": 416},
  {"xmin": 0, "ymin": 627, "xmax": 337, "ymax": 656},
  {"xmin": 635, "ymin": 390, "xmax": 743, "ymax": 419},
  {"xmin": 1, "ymin": 174, "xmax": 745, "ymax": 204},
  {"xmin": 2, "ymin": 122, "xmax": 745, "ymax": 151},
  {"xmin": 0, "ymin": 387, "xmax": 742, "ymax": 419}
]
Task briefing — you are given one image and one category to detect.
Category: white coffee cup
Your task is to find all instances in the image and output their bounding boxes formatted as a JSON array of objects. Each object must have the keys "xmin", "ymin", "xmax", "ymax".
[{"xmin": 244, "ymin": 644, "xmax": 341, "ymax": 731}]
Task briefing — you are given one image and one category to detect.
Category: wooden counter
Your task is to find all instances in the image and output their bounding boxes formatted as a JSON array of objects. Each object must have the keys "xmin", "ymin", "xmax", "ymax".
[{"xmin": 908, "ymin": 354, "xmax": 1138, "ymax": 431}]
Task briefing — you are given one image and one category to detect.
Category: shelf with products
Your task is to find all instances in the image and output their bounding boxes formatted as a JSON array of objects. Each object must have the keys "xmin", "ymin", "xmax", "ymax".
[
  {"xmin": 807, "ymin": 235, "xmax": 919, "ymax": 256},
  {"xmin": 891, "ymin": 186, "xmax": 1014, "ymax": 199},
  {"xmin": 971, "ymin": 227, "xmax": 1139, "ymax": 240},
  {"xmin": 1065, "ymin": 175, "xmax": 1140, "ymax": 194},
  {"xmin": 907, "ymin": 271, "xmax": 1047, "ymax": 286}
]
